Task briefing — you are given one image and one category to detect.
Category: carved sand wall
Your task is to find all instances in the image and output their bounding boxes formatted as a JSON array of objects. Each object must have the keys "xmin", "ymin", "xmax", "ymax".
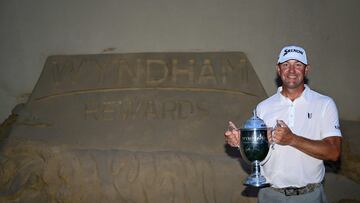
[{"xmin": 0, "ymin": 53, "xmax": 267, "ymax": 202}]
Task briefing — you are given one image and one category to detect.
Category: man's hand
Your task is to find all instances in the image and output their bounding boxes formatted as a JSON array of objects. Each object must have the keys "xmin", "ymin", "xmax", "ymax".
[
  {"xmin": 224, "ymin": 121, "xmax": 240, "ymax": 147},
  {"xmin": 272, "ymin": 120, "xmax": 296, "ymax": 146}
]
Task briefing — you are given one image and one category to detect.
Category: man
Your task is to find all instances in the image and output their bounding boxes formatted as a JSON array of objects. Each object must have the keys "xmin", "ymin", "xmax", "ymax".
[{"xmin": 224, "ymin": 45, "xmax": 342, "ymax": 203}]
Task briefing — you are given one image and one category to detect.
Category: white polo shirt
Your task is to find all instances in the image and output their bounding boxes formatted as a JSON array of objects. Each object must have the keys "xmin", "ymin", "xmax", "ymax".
[{"xmin": 256, "ymin": 85, "xmax": 342, "ymax": 188}]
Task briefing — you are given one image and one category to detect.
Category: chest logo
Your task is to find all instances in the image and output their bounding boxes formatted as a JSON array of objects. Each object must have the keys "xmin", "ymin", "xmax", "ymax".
[{"xmin": 307, "ymin": 113, "xmax": 312, "ymax": 119}]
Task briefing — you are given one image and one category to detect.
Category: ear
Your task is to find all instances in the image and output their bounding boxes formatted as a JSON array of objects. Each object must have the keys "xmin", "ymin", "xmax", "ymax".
[
  {"xmin": 305, "ymin": 65, "xmax": 310, "ymax": 75},
  {"xmin": 276, "ymin": 65, "xmax": 281, "ymax": 75}
]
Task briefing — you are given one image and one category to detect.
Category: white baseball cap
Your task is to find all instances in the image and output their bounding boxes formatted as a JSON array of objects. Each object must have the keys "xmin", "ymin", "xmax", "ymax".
[{"xmin": 277, "ymin": 45, "xmax": 308, "ymax": 65}]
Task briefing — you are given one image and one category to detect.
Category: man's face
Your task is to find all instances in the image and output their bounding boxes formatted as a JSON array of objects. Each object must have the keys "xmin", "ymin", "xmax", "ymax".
[{"xmin": 277, "ymin": 59, "xmax": 309, "ymax": 89}]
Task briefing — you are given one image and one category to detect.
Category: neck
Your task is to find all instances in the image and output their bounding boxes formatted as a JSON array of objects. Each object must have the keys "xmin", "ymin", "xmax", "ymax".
[{"xmin": 281, "ymin": 85, "xmax": 305, "ymax": 101}]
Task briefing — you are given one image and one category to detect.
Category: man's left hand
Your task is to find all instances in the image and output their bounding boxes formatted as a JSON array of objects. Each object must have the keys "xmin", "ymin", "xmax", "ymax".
[{"xmin": 272, "ymin": 120, "xmax": 296, "ymax": 146}]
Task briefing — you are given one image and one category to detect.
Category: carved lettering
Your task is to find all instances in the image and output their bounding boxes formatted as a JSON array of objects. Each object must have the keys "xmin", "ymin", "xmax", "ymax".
[
  {"xmin": 146, "ymin": 59, "xmax": 169, "ymax": 85},
  {"xmin": 48, "ymin": 56, "xmax": 246, "ymax": 89},
  {"xmin": 51, "ymin": 59, "xmax": 81, "ymax": 88},
  {"xmin": 94, "ymin": 59, "xmax": 108, "ymax": 84},
  {"xmin": 143, "ymin": 99, "xmax": 159, "ymax": 119},
  {"xmin": 102, "ymin": 101, "xmax": 117, "ymax": 121},
  {"xmin": 121, "ymin": 97, "xmax": 141, "ymax": 120},
  {"xmin": 177, "ymin": 100, "xmax": 194, "ymax": 119},
  {"xmin": 42, "ymin": 54, "xmax": 255, "ymax": 102},
  {"xmin": 116, "ymin": 59, "xmax": 143, "ymax": 85},
  {"xmin": 171, "ymin": 59, "xmax": 194, "ymax": 84},
  {"xmin": 84, "ymin": 98, "xmax": 208, "ymax": 121},
  {"xmin": 84, "ymin": 102, "xmax": 100, "ymax": 120},
  {"xmin": 198, "ymin": 59, "xmax": 217, "ymax": 85},
  {"xmin": 220, "ymin": 59, "xmax": 234, "ymax": 85},
  {"xmin": 161, "ymin": 100, "xmax": 177, "ymax": 120}
]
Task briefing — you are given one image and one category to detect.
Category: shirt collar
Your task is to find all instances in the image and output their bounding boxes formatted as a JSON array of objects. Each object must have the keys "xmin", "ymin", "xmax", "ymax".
[{"xmin": 276, "ymin": 84, "xmax": 311, "ymax": 103}]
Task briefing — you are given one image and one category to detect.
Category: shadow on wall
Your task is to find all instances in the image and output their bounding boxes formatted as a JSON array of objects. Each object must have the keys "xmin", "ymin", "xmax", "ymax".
[{"xmin": 339, "ymin": 120, "xmax": 360, "ymax": 184}]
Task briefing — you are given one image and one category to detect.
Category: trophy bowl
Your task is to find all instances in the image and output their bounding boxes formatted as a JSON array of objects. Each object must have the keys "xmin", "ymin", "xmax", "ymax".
[{"xmin": 238, "ymin": 110, "xmax": 270, "ymax": 187}]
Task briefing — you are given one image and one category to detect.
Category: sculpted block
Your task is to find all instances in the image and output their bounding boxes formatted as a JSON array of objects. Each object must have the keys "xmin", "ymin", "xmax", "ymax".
[{"xmin": 0, "ymin": 52, "xmax": 267, "ymax": 202}]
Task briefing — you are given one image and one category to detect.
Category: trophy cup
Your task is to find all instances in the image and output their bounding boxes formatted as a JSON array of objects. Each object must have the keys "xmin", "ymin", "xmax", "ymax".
[{"xmin": 238, "ymin": 110, "xmax": 270, "ymax": 187}]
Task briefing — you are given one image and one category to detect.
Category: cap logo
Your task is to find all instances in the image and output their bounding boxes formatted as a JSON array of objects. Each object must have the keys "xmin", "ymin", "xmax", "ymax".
[{"xmin": 283, "ymin": 49, "xmax": 304, "ymax": 56}]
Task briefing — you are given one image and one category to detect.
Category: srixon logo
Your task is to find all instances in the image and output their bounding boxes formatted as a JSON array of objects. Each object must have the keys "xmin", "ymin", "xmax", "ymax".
[{"xmin": 283, "ymin": 49, "xmax": 303, "ymax": 56}]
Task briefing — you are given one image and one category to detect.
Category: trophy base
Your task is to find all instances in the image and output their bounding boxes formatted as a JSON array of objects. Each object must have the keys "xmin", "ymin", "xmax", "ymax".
[
  {"xmin": 243, "ymin": 160, "xmax": 270, "ymax": 187},
  {"xmin": 244, "ymin": 174, "xmax": 270, "ymax": 188}
]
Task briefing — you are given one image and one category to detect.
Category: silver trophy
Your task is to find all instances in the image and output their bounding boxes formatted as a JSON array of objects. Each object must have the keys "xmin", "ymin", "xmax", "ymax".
[{"xmin": 238, "ymin": 110, "xmax": 271, "ymax": 187}]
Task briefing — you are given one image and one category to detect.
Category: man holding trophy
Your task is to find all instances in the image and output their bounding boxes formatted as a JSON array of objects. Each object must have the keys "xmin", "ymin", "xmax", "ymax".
[{"xmin": 224, "ymin": 45, "xmax": 342, "ymax": 203}]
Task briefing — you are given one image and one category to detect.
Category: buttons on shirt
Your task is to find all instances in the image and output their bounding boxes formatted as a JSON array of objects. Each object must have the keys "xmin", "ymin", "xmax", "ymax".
[{"xmin": 288, "ymin": 103, "xmax": 295, "ymax": 127}]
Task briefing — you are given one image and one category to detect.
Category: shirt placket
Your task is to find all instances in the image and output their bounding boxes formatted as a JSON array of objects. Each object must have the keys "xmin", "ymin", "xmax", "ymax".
[{"xmin": 288, "ymin": 102, "xmax": 295, "ymax": 128}]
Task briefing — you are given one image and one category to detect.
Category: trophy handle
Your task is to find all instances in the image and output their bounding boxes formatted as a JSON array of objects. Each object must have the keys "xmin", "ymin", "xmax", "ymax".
[
  {"xmin": 260, "ymin": 127, "xmax": 275, "ymax": 166},
  {"xmin": 260, "ymin": 148, "xmax": 273, "ymax": 166}
]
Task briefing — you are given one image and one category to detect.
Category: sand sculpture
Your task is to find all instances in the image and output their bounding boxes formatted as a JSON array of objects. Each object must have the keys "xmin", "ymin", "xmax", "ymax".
[{"xmin": 0, "ymin": 52, "xmax": 268, "ymax": 202}]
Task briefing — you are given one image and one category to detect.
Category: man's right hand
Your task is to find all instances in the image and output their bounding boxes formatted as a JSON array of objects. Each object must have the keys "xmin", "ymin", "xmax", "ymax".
[{"xmin": 224, "ymin": 121, "xmax": 240, "ymax": 148}]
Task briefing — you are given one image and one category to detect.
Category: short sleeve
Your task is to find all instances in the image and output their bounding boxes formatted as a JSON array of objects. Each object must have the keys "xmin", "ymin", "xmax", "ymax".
[{"xmin": 321, "ymin": 98, "xmax": 342, "ymax": 138}]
